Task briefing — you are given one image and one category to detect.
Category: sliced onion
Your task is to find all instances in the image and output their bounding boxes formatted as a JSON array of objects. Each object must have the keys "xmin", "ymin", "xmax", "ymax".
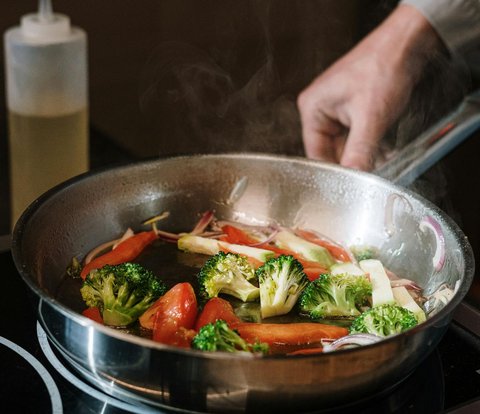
[
  {"xmin": 322, "ymin": 334, "xmax": 382, "ymax": 353},
  {"xmin": 385, "ymin": 269, "xmax": 421, "ymax": 291},
  {"xmin": 390, "ymin": 278, "xmax": 422, "ymax": 291},
  {"xmin": 248, "ymin": 226, "xmax": 279, "ymax": 247},
  {"xmin": 84, "ymin": 240, "xmax": 117, "ymax": 265},
  {"xmin": 155, "ymin": 229, "xmax": 181, "ymax": 242},
  {"xmin": 112, "ymin": 228, "xmax": 135, "ymax": 249},
  {"xmin": 84, "ymin": 228, "xmax": 135, "ymax": 264},
  {"xmin": 142, "ymin": 211, "xmax": 170, "ymax": 226},
  {"xmin": 196, "ymin": 231, "xmax": 225, "ymax": 239},
  {"xmin": 419, "ymin": 216, "xmax": 446, "ymax": 271},
  {"xmin": 191, "ymin": 211, "xmax": 215, "ymax": 235}
]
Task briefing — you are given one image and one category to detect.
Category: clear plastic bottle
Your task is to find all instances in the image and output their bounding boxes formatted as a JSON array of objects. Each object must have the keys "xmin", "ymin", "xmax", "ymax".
[{"xmin": 4, "ymin": 0, "xmax": 88, "ymax": 228}]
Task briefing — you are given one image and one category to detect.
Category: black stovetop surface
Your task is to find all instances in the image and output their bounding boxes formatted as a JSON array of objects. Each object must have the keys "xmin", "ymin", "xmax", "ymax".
[{"xmin": 2, "ymin": 248, "xmax": 480, "ymax": 414}]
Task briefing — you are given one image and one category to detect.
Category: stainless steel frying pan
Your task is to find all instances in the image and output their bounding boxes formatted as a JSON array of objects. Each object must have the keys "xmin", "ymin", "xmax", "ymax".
[{"xmin": 11, "ymin": 91, "xmax": 480, "ymax": 413}]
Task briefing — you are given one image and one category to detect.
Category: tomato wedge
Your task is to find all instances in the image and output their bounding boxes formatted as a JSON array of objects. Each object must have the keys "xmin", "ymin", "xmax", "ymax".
[
  {"xmin": 82, "ymin": 307, "xmax": 103, "ymax": 324},
  {"xmin": 80, "ymin": 230, "xmax": 157, "ymax": 279},
  {"xmin": 194, "ymin": 297, "xmax": 240, "ymax": 331},
  {"xmin": 150, "ymin": 282, "xmax": 198, "ymax": 347},
  {"xmin": 235, "ymin": 322, "xmax": 348, "ymax": 354}
]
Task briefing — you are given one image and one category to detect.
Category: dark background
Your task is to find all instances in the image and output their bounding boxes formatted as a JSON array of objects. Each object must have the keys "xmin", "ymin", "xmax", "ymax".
[
  {"xmin": 0, "ymin": 0, "xmax": 370, "ymax": 232},
  {"xmin": 1, "ymin": 0, "xmax": 479, "ymax": 306}
]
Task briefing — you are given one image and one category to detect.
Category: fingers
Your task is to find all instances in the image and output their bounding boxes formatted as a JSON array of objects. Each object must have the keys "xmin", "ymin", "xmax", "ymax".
[
  {"xmin": 298, "ymin": 91, "xmax": 346, "ymax": 163},
  {"xmin": 340, "ymin": 113, "xmax": 388, "ymax": 171}
]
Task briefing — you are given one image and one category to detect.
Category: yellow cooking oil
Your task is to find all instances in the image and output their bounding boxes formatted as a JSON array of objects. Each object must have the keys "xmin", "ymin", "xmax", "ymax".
[{"xmin": 8, "ymin": 108, "xmax": 89, "ymax": 227}]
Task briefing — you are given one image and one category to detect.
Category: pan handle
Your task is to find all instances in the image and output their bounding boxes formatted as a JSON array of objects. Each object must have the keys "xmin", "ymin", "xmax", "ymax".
[{"xmin": 374, "ymin": 89, "xmax": 480, "ymax": 186}]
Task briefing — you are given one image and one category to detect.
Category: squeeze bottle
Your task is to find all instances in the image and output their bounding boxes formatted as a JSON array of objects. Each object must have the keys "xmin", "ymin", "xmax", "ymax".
[{"xmin": 4, "ymin": 0, "xmax": 88, "ymax": 228}]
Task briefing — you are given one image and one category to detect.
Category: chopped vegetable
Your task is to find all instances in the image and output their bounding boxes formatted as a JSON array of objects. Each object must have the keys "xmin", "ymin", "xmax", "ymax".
[
  {"xmin": 74, "ymin": 211, "xmax": 433, "ymax": 355},
  {"xmin": 198, "ymin": 252, "xmax": 260, "ymax": 302},
  {"xmin": 194, "ymin": 297, "xmax": 241, "ymax": 331},
  {"xmin": 82, "ymin": 307, "xmax": 103, "ymax": 324},
  {"xmin": 220, "ymin": 224, "xmax": 259, "ymax": 245},
  {"xmin": 392, "ymin": 286, "xmax": 426, "ymax": 323},
  {"xmin": 420, "ymin": 215, "xmax": 446, "ymax": 271},
  {"xmin": 299, "ymin": 273, "xmax": 372, "ymax": 319},
  {"xmin": 294, "ymin": 229, "xmax": 352, "ymax": 262},
  {"xmin": 80, "ymin": 231, "xmax": 158, "ymax": 279},
  {"xmin": 351, "ymin": 246, "xmax": 376, "ymax": 262},
  {"xmin": 274, "ymin": 230, "xmax": 335, "ymax": 268},
  {"xmin": 359, "ymin": 259, "xmax": 395, "ymax": 307},
  {"xmin": 178, "ymin": 234, "xmax": 220, "ymax": 256},
  {"xmin": 349, "ymin": 304, "xmax": 418, "ymax": 337},
  {"xmin": 80, "ymin": 262, "xmax": 166, "ymax": 326},
  {"xmin": 151, "ymin": 282, "xmax": 198, "ymax": 347},
  {"xmin": 235, "ymin": 322, "xmax": 348, "ymax": 354},
  {"xmin": 322, "ymin": 333, "xmax": 381, "ymax": 352},
  {"xmin": 178, "ymin": 234, "xmax": 275, "ymax": 264},
  {"xmin": 257, "ymin": 255, "xmax": 309, "ymax": 318},
  {"xmin": 330, "ymin": 262, "xmax": 365, "ymax": 277},
  {"xmin": 66, "ymin": 257, "xmax": 82, "ymax": 279},
  {"xmin": 303, "ymin": 266, "xmax": 330, "ymax": 282},
  {"xmin": 192, "ymin": 319, "xmax": 269, "ymax": 354}
]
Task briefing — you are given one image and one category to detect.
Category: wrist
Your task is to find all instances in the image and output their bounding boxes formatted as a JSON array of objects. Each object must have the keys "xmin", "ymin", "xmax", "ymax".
[{"xmin": 365, "ymin": 4, "xmax": 444, "ymax": 81}]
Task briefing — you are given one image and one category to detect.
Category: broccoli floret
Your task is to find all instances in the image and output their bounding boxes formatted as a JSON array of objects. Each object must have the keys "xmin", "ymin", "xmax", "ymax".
[
  {"xmin": 351, "ymin": 246, "xmax": 377, "ymax": 262},
  {"xmin": 80, "ymin": 262, "xmax": 166, "ymax": 326},
  {"xmin": 257, "ymin": 255, "xmax": 308, "ymax": 318},
  {"xmin": 192, "ymin": 319, "xmax": 269, "ymax": 354},
  {"xmin": 198, "ymin": 252, "xmax": 260, "ymax": 302},
  {"xmin": 299, "ymin": 273, "xmax": 372, "ymax": 319},
  {"xmin": 349, "ymin": 304, "xmax": 418, "ymax": 337}
]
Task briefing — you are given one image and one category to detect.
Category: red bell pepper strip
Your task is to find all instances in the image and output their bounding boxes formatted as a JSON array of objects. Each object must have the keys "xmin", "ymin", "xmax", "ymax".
[
  {"xmin": 287, "ymin": 347, "xmax": 324, "ymax": 356},
  {"xmin": 303, "ymin": 267, "xmax": 329, "ymax": 282},
  {"xmin": 151, "ymin": 282, "xmax": 198, "ymax": 347},
  {"xmin": 80, "ymin": 230, "xmax": 157, "ymax": 279},
  {"xmin": 194, "ymin": 297, "xmax": 240, "ymax": 331},
  {"xmin": 235, "ymin": 322, "xmax": 348, "ymax": 354},
  {"xmin": 220, "ymin": 225, "xmax": 258, "ymax": 245},
  {"xmin": 82, "ymin": 307, "xmax": 103, "ymax": 324},
  {"xmin": 295, "ymin": 229, "xmax": 351, "ymax": 262},
  {"xmin": 219, "ymin": 225, "xmax": 335, "ymax": 272}
]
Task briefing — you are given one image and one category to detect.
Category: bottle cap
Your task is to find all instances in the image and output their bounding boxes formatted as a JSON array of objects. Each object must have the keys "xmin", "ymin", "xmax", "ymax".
[{"xmin": 21, "ymin": 12, "xmax": 71, "ymax": 41}]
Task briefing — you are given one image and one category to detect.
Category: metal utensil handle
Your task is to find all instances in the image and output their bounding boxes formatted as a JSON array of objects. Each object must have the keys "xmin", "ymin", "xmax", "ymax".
[{"xmin": 374, "ymin": 89, "xmax": 480, "ymax": 186}]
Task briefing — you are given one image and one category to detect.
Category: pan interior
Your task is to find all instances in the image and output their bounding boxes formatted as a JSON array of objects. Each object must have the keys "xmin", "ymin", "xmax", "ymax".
[{"xmin": 14, "ymin": 154, "xmax": 473, "ymax": 339}]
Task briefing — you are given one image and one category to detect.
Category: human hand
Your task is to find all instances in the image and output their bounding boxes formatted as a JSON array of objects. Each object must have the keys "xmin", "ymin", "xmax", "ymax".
[{"xmin": 297, "ymin": 5, "xmax": 442, "ymax": 171}]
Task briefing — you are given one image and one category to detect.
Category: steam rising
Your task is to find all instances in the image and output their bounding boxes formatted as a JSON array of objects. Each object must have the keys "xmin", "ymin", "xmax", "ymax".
[
  {"xmin": 138, "ymin": 1, "xmax": 361, "ymax": 157},
  {"xmin": 139, "ymin": 0, "xmax": 471, "ymax": 204},
  {"xmin": 139, "ymin": 2, "xmax": 303, "ymax": 157}
]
